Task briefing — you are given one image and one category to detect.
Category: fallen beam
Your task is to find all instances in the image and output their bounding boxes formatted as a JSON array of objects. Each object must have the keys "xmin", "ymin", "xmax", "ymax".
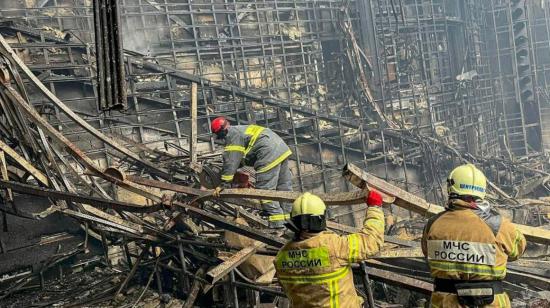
[
  {"xmin": 0, "ymin": 179, "xmax": 162, "ymax": 213},
  {"xmin": 81, "ymin": 204, "xmax": 145, "ymax": 234},
  {"xmin": 206, "ymin": 242, "xmax": 265, "ymax": 284},
  {"xmin": 182, "ymin": 267, "xmax": 206, "ymax": 308},
  {"xmin": 353, "ymin": 264, "xmax": 433, "ymax": 295},
  {"xmin": 127, "ymin": 174, "xmax": 394, "ymax": 205},
  {"xmin": 374, "ymin": 248, "xmax": 423, "ymax": 259},
  {"xmin": 0, "ymin": 139, "xmax": 49, "ymax": 186},
  {"xmin": 343, "ymin": 163, "xmax": 550, "ymax": 245},
  {"xmin": 0, "ymin": 179, "xmax": 285, "ymax": 247},
  {"xmin": 179, "ymin": 203, "xmax": 285, "ymax": 248},
  {"xmin": 344, "ymin": 163, "xmax": 440, "ymax": 215},
  {"xmin": 0, "ymin": 150, "xmax": 13, "ymax": 202},
  {"xmin": 62, "ymin": 209, "xmax": 142, "ymax": 235}
]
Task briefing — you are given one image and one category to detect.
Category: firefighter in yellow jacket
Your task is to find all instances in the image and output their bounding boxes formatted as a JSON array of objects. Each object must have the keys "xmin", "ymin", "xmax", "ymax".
[
  {"xmin": 274, "ymin": 191, "xmax": 385, "ymax": 308},
  {"xmin": 421, "ymin": 164, "xmax": 526, "ymax": 308}
]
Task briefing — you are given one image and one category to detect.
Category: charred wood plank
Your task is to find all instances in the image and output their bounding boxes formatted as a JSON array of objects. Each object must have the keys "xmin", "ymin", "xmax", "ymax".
[
  {"xmin": 127, "ymin": 174, "xmax": 394, "ymax": 205},
  {"xmin": 343, "ymin": 163, "xmax": 550, "ymax": 245},
  {"xmin": 0, "ymin": 139, "xmax": 48, "ymax": 186},
  {"xmin": 178, "ymin": 203, "xmax": 285, "ymax": 248},
  {"xmin": 183, "ymin": 267, "xmax": 207, "ymax": 308},
  {"xmin": 0, "ymin": 180, "xmax": 161, "ymax": 213},
  {"xmin": 374, "ymin": 248, "xmax": 423, "ymax": 259},
  {"xmin": 0, "ymin": 150, "xmax": 13, "ymax": 202},
  {"xmin": 0, "ymin": 179, "xmax": 285, "ymax": 247},
  {"xmin": 359, "ymin": 266, "xmax": 433, "ymax": 295},
  {"xmin": 62, "ymin": 209, "xmax": 142, "ymax": 235},
  {"xmin": 206, "ymin": 242, "xmax": 265, "ymax": 285},
  {"xmin": 115, "ymin": 246, "xmax": 149, "ymax": 297}
]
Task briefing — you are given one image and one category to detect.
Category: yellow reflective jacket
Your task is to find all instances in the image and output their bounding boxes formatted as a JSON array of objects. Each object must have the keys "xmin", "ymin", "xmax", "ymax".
[
  {"xmin": 274, "ymin": 207, "xmax": 384, "ymax": 308},
  {"xmin": 421, "ymin": 200, "xmax": 526, "ymax": 308}
]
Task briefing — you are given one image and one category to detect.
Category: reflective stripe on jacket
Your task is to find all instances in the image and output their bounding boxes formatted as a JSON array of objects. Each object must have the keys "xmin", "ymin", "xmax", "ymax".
[
  {"xmin": 421, "ymin": 200, "xmax": 526, "ymax": 308},
  {"xmin": 221, "ymin": 125, "xmax": 291, "ymax": 182},
  {"xmin": 274, "ymin": 207, "xmax": 384, "ymax": 308}
]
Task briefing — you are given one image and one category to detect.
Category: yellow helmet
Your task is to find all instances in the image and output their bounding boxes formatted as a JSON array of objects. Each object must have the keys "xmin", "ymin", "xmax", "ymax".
[
  {"xmin": 447, "ymin": 164, "xmax": 487, "ymax": 200},
  {"xmin": 291, "ymin": 192, "xmax": 326, "ymax": 217},
  {"xmin": 291, "ymin": 193, "xmax": 326, "ymax": 232}
]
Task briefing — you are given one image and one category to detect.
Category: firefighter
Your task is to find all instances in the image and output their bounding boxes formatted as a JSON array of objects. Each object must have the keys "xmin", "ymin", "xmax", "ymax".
[
  {"xmin": 274, "ymin": 191, "xmax": 385, "ymax": 307},
  {"xmin": 210, "ymin": 116, "xmax": 293, "ymax": 229},
  {"xmin": 421, "ymin": 164, "xmax": 526, "ymax": 308}
]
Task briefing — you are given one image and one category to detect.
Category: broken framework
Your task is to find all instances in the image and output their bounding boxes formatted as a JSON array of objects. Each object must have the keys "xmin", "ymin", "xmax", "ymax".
[
  {"xmin": 1, "ymin": 0, "xmax": 549, "ymax": 220},
  {"xmin": 1, "ymin": 1, "xmax": 550, "ymax": 306}
]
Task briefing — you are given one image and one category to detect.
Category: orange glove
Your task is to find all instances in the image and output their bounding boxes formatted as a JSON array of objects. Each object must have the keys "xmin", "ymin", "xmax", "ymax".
[{"xmin": 365, "ymin": 190, "xmax": 383, "ymax": 207}]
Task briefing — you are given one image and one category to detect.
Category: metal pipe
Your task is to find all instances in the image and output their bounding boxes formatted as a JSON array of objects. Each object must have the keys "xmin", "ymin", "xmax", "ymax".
[
  {"xmin": 360, "ymin": 261, "xmax": 376, "ymax": 308},
  {"xmin": 177, "ymin": 234, "xmax": 190, "ymax": 292},
  {"xmin": 230, "ymin": 271, "xmax": 239, "ymax": 308}
]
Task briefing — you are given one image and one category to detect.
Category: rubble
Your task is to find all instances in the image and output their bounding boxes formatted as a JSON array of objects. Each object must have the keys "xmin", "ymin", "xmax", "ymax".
[{"xmin": 0, "ymin": 1, "xmax": 550, "ymax": 307}]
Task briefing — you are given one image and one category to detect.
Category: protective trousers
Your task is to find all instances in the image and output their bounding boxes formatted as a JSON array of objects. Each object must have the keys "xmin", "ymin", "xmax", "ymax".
[
  {"xmin": 430, "ymin": 292, "xmax": 511, "ymax": 308},
  {"xmin": 256, "ymin": 158, "xmax": 292, "ymax": 228}
]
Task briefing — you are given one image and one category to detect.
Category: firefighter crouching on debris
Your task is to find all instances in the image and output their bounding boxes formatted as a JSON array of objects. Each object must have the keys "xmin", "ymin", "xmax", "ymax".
[
  {"xmin": 274, "ymin": 191, "xmax": 385, "ymax": 307},
  {"xmin": 210, "ymin": 116, "xmax": 293, "ymax": 229},
  {"xmin": 421, "ymin": 164, "xmax": 526, "ymax": 308}
]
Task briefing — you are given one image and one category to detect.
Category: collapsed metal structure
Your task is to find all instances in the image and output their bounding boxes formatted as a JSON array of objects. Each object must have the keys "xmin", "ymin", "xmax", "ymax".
[{"xmin": 0, "ymin": 0, "xmax": 550, "ymax": 307}]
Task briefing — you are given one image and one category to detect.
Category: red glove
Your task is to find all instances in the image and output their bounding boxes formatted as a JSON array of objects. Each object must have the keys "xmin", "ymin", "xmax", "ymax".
[{"xmin": 365, "ymin": 190, "xmax": 383, "ymax": 207}]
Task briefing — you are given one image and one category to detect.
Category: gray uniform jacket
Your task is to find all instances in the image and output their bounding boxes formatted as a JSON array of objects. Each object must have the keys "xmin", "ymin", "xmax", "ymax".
[{"xmin": 221, "ymin": 125, "xmax": 291, "ymax": 183}]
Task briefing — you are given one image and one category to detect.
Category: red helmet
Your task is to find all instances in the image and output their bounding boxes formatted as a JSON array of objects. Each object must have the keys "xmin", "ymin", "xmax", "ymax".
[{"xmin": 211, "ymin": 116, "xmax": 229, "ymax": 134}]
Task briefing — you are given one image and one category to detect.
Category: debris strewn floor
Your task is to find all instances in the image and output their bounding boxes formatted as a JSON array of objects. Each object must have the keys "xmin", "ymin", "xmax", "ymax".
[{"xmin": 1, "ymin": 1, "xmax": 550, "ymax": 307}]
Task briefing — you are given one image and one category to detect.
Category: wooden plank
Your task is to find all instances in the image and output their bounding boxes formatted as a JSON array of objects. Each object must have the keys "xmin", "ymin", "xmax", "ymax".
[
  {"xmin": 127, "ymin": 174, "xmax": 394, "ymax": 205},
  {"xmin": 190, "ymin": 82, "xmax": 198, "ymax": 164},
  {"xmin": 206, "ymin": 242, "xmax": 265, "ymax": 284},
  {"xmin": 0, "ymin": 139, "xmax": 49, "ymax": 186},
  {"xmin": 365, "ymin": 266, "xmax": 433, "ymax": 294},
  {"xmin": 343, "ymin": 163, "xmax": 550, "ymax": 245},
  {"xmin": 0, "ymin": 179, "xmax": 161, "ymax": 213},
  {"xmin": 81, "ymin": 204, "xmax": 144, "ymax": 233},
  {"xmin": 375, "ymin": 247, "xmax": 423, "ymax": 259},
  {"xmin": 0, "ymin": 151, "xmax": 13, "ymax": 201},
  {"xmin": 182, "ymin": 267, "xmax": 206, "ymax": 308}
]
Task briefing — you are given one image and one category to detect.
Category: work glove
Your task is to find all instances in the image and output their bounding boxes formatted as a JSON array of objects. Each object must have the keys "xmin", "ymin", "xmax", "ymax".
[
  {"xmin": 365, "ymin": 190, "xmax": 383, "ymax": 207},
  {"xmin": 213, "ymin": 186, "xmax": 223, "ymax": 198},
  {"xmin": 213, "ymin": 182, "xmax": 230, "ymax": 197}
]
